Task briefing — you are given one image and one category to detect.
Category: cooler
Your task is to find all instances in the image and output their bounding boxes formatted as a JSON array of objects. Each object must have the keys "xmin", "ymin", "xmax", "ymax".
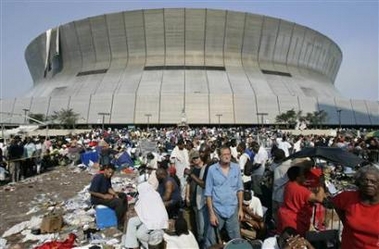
[{"xmin": 95, "ymin": 205, "xmax": 117, "ymax": 229}]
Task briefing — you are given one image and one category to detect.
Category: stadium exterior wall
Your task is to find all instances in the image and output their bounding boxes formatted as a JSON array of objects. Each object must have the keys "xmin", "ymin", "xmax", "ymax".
[{"xmin": 1, "ymin": 8, "xmax": 378, "ymax": 126}]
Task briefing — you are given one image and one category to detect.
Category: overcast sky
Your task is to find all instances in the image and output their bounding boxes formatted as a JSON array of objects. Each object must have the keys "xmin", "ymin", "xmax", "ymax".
[{"xmin": 1, "ymin": 0, "xmax": 378, "ymax": 101}]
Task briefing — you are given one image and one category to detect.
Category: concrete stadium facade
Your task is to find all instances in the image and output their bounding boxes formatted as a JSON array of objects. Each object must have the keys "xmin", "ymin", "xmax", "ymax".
[{"xmin": 2, "ymin": 8, "xmax": 378, "ymax": 126}]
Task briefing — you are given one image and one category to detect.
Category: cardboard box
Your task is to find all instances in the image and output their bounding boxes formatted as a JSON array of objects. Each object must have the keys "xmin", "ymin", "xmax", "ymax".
[{"xmin": 40, "ymin": 212, "xmax": 63, "ymax": 234}]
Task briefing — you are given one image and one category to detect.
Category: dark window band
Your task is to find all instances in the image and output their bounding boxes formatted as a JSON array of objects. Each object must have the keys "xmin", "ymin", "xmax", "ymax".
[
  {"xmin": 77, "ymin": 69, "xmax": 108, "ymax": 76},
  {"xmin": 144, "ymin": 65, "xmax": 226, "ymax": 71},
  {"xmin": 261, "ymin": 70, "xmax": 292, "ymax": 77}
]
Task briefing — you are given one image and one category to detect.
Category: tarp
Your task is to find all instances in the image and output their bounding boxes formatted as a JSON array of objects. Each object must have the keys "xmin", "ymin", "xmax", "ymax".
[
  {"xmin": 286, "ymin": 146, "xmax": 366, "ymax": 168},
  {"xmin": 112, "ymin": 151, "xmax": 134, "ymax": 168},
  {"xmin": 0, "ymin": 125, "xmax": 39, "ymax": 138}
]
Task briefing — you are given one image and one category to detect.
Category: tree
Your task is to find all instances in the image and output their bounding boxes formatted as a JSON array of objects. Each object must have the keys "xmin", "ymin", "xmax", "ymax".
[
  {"xmin": 304, "ymin": 110, "xmax": 328, "ymax": 128},
  {"xmin": 49, "ymin": 108, "xmax": 79, "ymax": 128},
  {"xmin": 27, "ymin": 113, "xmax": 46, "ymax": 124},
  {"xmin": 275, "ymin": 109, "xmax": 302, "ymax": 128}
]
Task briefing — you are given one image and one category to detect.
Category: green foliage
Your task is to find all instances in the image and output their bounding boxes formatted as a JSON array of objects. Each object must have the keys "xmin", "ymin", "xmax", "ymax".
[
  {"xmin": 28, "ymin": 113, "xmax": 46, "ymax": 124},
  {"xmin": 304, "ymin": 110, "xmax": 328, "ymax": 128},
  {"xmin": 49, "ymin": 108, "xmax": 79, "ymax": 128},
  {"xmin": 275, "ymin": 109, "xmax": 302, "ymax": 128},
  {"xmin": 275, "ymin": 109, "xmax": 328, "ymax": 129}
]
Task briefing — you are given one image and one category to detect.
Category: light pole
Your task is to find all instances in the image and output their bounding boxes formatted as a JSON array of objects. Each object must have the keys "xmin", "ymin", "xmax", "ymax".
[
  {"xmin": 145, "ymin": 114, "xmax": 152, "ymax": 131},
  {"xmin": 215, "ymin": 114, "xmax": 223, "ymax": 128},
  {"xmin": 337, "ymin": 109, "xmax": 342, "ymax": 130},
  {"xmin": 256, "ymin": 112, "xmax": 268, "ymax": 128},
  {"xmin": 1, "ymin": 123, "xmax": 4, "ymax": 139},
  {"xmin": 98, "ymin": 112, "xmax": 110, "ymax": 131},
  {"xmin": 22, "ymin": 108, "xmax": 29, "ymax": 124}
]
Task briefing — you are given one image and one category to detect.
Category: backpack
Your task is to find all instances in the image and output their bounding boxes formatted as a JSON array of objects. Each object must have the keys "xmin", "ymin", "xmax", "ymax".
[{"xmin": 243, "ymin": 158, "xmax": 254, "ymax": 176}]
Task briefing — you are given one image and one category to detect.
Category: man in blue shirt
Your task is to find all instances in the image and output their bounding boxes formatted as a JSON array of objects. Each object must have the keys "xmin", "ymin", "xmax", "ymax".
[
  {"xmin": 204, "ymin": 145, "xmax": 244, "ymax": 247},
  {"xmin": 89, "ymin": 164, "xmax": 128, "ymax": 229}
]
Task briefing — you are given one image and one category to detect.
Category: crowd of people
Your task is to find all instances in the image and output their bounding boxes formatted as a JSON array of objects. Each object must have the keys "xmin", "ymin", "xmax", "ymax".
[{"xmin": 1, "ymin": 126, "xmax": 379, "ymax": 249}]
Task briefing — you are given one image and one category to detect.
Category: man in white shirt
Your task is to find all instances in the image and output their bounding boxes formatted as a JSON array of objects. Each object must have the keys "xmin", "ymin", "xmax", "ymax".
[
  {"xmin": 237, "ymin": 142, "xmax": 252, "ymax": 190},
  {"xmin": 170, "ymin": 139, "xmax": 189, "ymax": 199},
  {"xmin": 293, "ymin": 136, "xmax": 303, "ymax": 153},
  {"xmin": 277, "ymin": 136, "xmax": 292, "ymax": 157},
  {"xmin": 251, "ymin": 142, "xmax": 268, "ymax": 198}
]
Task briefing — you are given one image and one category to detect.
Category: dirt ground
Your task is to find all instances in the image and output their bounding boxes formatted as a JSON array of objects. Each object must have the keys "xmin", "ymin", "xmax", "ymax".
[{"xmin": 0, "ymin": 166, "xmax": 93, "ymax": 247}]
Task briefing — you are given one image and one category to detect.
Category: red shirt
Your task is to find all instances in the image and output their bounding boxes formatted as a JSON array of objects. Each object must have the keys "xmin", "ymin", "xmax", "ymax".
[
  {"xmin": 304, "ymin": 168, "xmax": 323, "ymax": 188},
  {"xmin": 332, "ymin": 191, "xmax": 379, "ymax": 249},
  {"xmin": 277, "ymin": 181, "xmax": 313, "ymax": 236}
]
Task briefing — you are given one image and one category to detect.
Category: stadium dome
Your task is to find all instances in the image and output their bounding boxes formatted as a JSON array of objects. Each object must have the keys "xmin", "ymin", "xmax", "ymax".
[{"xmin": 2, "ymin": 8, "xmax": 378, "ymax": 125}]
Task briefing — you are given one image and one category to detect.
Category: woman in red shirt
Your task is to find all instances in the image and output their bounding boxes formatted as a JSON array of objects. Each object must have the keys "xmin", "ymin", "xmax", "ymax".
[
  {"xmin": 277, "ymin": 165, "xmax": 325, "ymax": 236},
  {"xmin": 332, "ymin": 165, "xmax": 379, "ymax": 249}
]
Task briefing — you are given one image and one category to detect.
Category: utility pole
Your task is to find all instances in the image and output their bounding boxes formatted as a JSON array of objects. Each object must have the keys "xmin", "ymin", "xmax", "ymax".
[
  {"xmin": 256, "ymin": 112, "xmax": 268, "ymax": 128},
  {"xmin": 337, "ymin": 109, "xmax": 342, "ymax": 131},
  {"xmin": 144, "ymin": 113, "xmax": 152, "ymax": 131},
  {"xmin": 215, "ymin": 114, "xmax": 223, "ymax": 128},
  {"xmin": 22, "ymin": 109, "xmax": 29, "ymax": 124},
  {"xmin": 98, "ymin": 112, "xmax": 110, "ymax": 131}
]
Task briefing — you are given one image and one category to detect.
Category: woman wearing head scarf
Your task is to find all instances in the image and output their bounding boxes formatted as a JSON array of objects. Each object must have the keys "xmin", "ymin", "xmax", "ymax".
[
  {"xmin": 123, "ymin": 182, "xmax": 168, "ymax": 249},
  {"xmin": 332, "ymin": 165, "xmax": 379, "ymax": 249}
]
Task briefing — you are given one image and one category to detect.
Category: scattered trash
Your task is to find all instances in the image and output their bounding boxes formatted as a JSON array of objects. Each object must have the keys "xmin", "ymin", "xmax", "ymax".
[
  {"xmin": 1, "ymin": 172, "xmax": 137, "ymax": 248},
  {"xmin": 0, "ymin": 238, "xmax": 7, "ymax": 248}
]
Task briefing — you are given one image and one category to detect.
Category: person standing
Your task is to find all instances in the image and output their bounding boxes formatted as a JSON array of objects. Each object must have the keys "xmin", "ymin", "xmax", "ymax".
[
  {"xmin": 277, "ymin": 136, "xmax": 292, "ymax": 157},
  {"xmin": 237, "ymin": 142, "xmax": 252, "ymax": 190},
  {"xmin": 89, "ymin": 164, "xmax": 128, "ymax": 229},
  {"xmin": 204, "ymin": 145, "xmax": 244, "ymax": 248},
  {"xmin": 277, "ymin": 165, "xmax": 325, "ymax": 236},
  {"xmin": 7, "ymin": 137, "xmax": 24, "ymax": 182},
  {"xmin": 250, "ymin": 142, "xmax": 268, "ymax": 199},
  {"xmin": 23, "ymin": 137, "xmax": 36, "ymax": 177},
  {"xmin": 332, "ymin": 165, "xmax": 379, "ymax": 249},
  {"xmin": 170, "ymin": 139, "xmax": 190, "ymax": 199},
  {"xmin": 184, "ymin": 147, "xmax": 210, "ymax": 247}
]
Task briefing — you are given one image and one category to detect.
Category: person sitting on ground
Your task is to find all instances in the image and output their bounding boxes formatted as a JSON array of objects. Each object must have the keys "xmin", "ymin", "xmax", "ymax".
[
  {"xmin": 124, "ymin": 182, "xmax": 168, "ymax": 249},
  {"xmin": 240, "ymin": 190, "xmax": 265, "ymax": 240},
  {"xmin": 163, "ymin": 213, "xmax": 199, "ymax": 249},
  {"xmin": 89, "ymin": 164, "xmax": 128, "ymax": 229},
  {"xmin": 156, "ymin": 167, "xmax": 182, "ymax": 218},
  {"xmin": 262, "ymin": 226, "xmax": 315, "ymax": 249}
]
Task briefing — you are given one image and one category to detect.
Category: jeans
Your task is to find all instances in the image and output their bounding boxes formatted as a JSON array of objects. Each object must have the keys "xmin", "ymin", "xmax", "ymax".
[
  {"xmin": 204, "ymin": 207, "xmax": 241, "ymax": 248},
  {"xmin": 9, "ymin": 161, "xmax": 20, "ymax": 182},
  {"xmin": 196, "ymin": 206, "xmax": 210, "ymax": 249}
]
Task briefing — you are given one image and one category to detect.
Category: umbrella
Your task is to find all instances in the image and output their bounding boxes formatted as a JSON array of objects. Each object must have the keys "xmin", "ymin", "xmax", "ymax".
[
  {"xmin": 286, "ymin": 146, "xmax": 366, "ymax": 168},
  {"xmin": 365, "ymin": 130, "xmax": 379, "ymax": 138}
]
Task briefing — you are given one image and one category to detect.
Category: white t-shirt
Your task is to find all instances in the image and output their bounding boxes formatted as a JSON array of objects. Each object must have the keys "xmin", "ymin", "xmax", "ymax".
[
  {"xmin": 239, "ymin": 153, "xmax": 251, "ymax": 183},
  {"xmin": 272, "ymin": 160, "xmax": 292, "ymax": 203},
  {"xmin": 163, "ymin": 231, "xmax": 199, "ymax": 249},
  {"xmin": 253, "ymin": 147, "xmax": 268, "ymax": 176},
  {"xmin": 170, "ymin": 146, "xmax": 189, "ymax": 178},
  {"xmin": 262, "ymin": 236, "xmax": 280, "ymax": 249},
  {"xmin": 278, "ymin": 141, "xmax": 292, "ymax": 157},
  {"xmin": 247, "ymin": 195, "xmax": 264, "ymax": 217}
]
